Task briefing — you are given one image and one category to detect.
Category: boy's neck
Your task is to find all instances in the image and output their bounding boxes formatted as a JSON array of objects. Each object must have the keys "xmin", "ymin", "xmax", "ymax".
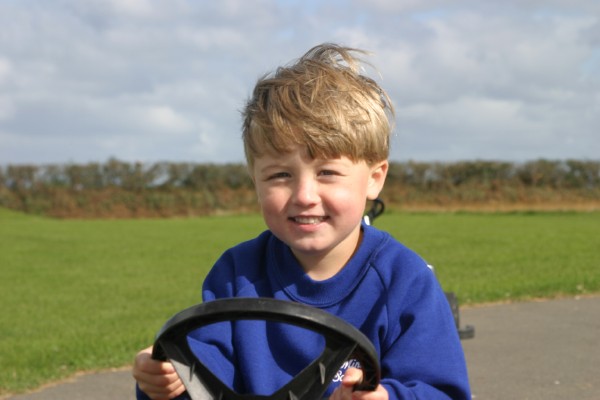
[{"xmin": 292, "ymin": 229, "xmax": 364, "ymax": 281}]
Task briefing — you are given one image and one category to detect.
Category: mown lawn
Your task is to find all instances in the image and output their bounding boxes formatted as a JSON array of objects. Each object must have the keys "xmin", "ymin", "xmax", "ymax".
[
  {"xmin": 374, "ymin": 211, "xmax": 600, "ymax": 303},
  {"xmin": 1, "ymin": 208, "xmax": 599, "ymax": 395}
]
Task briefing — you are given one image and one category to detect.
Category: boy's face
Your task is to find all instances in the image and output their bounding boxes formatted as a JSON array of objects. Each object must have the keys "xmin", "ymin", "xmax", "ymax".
[{"xmin": 252, "ymin": 146, "xmax": 387, "ymax": 275}]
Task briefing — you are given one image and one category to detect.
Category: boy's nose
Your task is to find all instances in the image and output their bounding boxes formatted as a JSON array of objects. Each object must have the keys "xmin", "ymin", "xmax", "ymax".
[{"xmin": 292, "ymin": 177, "xmax": 318, "ymax": 206}]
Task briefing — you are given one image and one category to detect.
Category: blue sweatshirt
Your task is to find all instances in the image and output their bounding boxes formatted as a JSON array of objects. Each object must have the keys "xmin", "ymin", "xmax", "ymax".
[{"xmin": 137, "ymin": 223, "xmax": 471, "ymax": 399}]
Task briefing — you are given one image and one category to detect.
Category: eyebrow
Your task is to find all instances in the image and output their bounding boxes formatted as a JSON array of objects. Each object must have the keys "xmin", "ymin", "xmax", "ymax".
[{"xmin": 255, "ymin": 161, "xmax": 288, "ymax": 175}]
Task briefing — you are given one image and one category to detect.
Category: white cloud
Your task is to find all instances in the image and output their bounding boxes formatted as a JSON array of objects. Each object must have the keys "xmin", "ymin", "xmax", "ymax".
[
  {"xmin": 0, "ymin": 0, "xmax": 598, "ymax": 164},
  {"xmin": 109, "ymin": 0, "xmax": 155, "ymax": 17},
  {"xmin": 0, "ymin": 96, "xmax": 16, "ymax": 121},
  {"xmin": 0, "ymin": 57, "xmax": 12, "ymax": 84},
  {"xmin": 134, "ymin": 105, "xmax": 193, "ymax": 134}
]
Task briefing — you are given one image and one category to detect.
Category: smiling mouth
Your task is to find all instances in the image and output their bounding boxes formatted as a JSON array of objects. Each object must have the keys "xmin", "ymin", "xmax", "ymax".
[{"xmin": 291, "ymin": 216, "xmax": 327, "ymax": 224}]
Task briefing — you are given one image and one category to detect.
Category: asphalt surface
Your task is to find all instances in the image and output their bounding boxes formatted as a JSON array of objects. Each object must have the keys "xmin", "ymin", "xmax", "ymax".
[{"xmin": 4, "ymin": 295, "xmax": 599, "ymax": 400}]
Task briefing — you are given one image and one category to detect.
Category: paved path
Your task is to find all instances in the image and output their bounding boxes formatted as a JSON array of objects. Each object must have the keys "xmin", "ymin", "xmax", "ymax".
[
  {"xmin": 4, "ymin": 296, "xmax": 599, "ymax": 400},
  {"xmin": 461, "ymin": 295, "xmax": 599, "ymax": 400},
  {"xmin": 2, "ymin": 369, "xmax": 134, "ymax": 400}
]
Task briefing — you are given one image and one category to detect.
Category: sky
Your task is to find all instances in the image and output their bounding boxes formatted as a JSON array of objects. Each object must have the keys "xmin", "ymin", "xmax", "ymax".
[{"xmin": 0, "ymin": 0, "xmax": 599, "ymax": 165}]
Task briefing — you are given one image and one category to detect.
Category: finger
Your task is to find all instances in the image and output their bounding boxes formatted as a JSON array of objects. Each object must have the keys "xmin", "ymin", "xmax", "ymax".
[
  {"xmin": 135, "ymin": 348, "xmax": 177, "ymax": 375},
  {"xmin": 133, "ymin": 361, "xmax": 176, "ymax": 385},
  {"xmin": 136, "ymin": 369, "xmax": 180, "ymax": 386},
  {"xmin": 342, "ymin": 367, "xmax": 364, "ymax": 387},
  {"xmin": 330, "ymin": 384, "xmax": 353, "ymax": 400},
  {"xmin": 350, "ymin": 384, "xmax": 389, "ymax": 400},
  {"xmin": 139, "ymin": 373, "xmax": 185, "ymax": 399},
  {"xmin": 329, "ymin": 368, "xmax": 365, "ymax": 400}
]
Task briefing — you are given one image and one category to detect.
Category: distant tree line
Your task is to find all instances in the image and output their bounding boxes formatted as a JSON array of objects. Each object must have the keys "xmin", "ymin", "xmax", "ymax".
[{"xmin": 1, "ymin": 158, "xmax": 599, "ymax": 217}]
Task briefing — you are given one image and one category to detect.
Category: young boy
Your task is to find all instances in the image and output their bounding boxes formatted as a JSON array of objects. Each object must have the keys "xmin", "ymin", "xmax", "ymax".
[{"xmin": 133, "ymin": 43, "xmax": 471, "ymax": 399}]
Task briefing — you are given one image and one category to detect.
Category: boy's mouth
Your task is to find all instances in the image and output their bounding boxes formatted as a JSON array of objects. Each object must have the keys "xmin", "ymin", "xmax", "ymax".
[{"xmin": 291, "ymin": 216, "xmax": 327, "ymax": 225}]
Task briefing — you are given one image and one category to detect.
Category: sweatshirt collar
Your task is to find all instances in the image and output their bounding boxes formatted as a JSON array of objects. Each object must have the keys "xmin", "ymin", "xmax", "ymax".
[{"xmin": 267, "ymin": 222, "xmax": 385, "ymax": 307}]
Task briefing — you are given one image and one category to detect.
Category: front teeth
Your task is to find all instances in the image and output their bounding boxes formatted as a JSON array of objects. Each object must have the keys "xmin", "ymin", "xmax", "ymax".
[{"xmin": 294, "ymin": 216, "xmax": 323, "ymax": 224}]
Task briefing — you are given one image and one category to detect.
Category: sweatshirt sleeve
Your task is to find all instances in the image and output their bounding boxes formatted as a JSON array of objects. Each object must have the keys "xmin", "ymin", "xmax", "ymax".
[{"xmin": 379, "ymin": 259, "xmax": 471, "ymax": 399}]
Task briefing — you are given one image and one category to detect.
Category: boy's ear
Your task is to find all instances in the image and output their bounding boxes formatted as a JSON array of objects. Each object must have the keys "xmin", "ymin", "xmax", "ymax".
[{"xmin": 367, "ymin": 160, "xmax": 388, "ymax": 200}]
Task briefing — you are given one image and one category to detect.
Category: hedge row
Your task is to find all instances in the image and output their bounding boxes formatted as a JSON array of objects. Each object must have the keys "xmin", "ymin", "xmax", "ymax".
[{"xmin": 1, "ymin": 159, "xmax": 599, "ymax": 217}]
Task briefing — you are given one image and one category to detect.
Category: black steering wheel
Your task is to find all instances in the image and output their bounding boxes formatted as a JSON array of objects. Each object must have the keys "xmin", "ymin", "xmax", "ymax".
[{"xmin": 152, "ymin": 298, "xmax": 380, "ymax": 400}]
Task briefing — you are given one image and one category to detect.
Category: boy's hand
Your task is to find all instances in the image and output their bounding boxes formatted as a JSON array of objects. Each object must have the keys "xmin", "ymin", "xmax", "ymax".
[
  {"xmin": 330, "ymin": 367, "xmax": 389, "ymax": 400},
  {"xmin": 132, "ymin": 346, "xmax": 186, "ymax": 400}
]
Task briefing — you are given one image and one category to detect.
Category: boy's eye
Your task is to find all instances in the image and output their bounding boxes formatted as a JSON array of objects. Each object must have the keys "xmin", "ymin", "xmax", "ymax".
[
  {"xmin": 267, "ymin": 172, "xmax": 290, "ymax": 180},
  {"xmin": 319, "ymin": 170, "xmax": 338, "ymax": 176}
]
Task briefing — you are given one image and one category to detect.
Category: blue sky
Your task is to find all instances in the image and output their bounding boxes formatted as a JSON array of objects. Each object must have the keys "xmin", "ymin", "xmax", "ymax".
[{"xmin": 0, "ymin": 0, "xmax": 598, "ymax": 165}]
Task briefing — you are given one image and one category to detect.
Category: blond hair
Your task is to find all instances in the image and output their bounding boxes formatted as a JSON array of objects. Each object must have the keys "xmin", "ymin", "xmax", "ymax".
[{"xmin": 242, "ymin": 43, "xmax": 394, "ymax": 169}]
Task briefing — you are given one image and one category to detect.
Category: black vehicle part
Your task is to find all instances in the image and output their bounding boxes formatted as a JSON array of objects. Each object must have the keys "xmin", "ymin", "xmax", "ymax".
[
  {"xmin": 362, "ymin": 198, "xmax": 385, "ymax": 226},
  {"xmin": 445, "ymin": 292, "xmax": 475, "ymax": 340},
  {"xmin": 152, "ymin": 297, "xmax": 380, "ymax": 400}
]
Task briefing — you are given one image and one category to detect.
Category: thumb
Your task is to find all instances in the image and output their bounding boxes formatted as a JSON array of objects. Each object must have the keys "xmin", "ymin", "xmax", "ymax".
[{"xmin": 342, "ymin": 367, "xmax": 363, "ymax": 388}]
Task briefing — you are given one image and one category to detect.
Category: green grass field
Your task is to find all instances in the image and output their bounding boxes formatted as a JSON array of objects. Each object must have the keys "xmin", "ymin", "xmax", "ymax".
[{"xmin": 1, "ymin": 208, "xmax": 599, "ymax": 395}]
